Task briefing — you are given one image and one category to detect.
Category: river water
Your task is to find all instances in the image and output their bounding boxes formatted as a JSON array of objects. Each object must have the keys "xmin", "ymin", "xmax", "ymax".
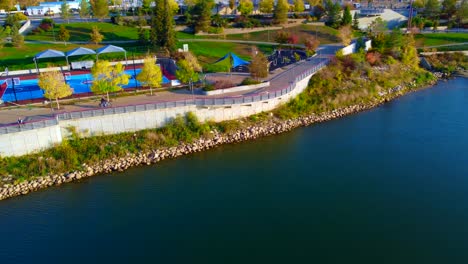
[{"xmin": 0, "ymin": 78, "xmax": 467, "ymax": 263}]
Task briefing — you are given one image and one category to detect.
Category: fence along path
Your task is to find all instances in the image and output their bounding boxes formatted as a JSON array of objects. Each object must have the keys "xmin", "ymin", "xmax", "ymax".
[{"xmin": 0, "ymin": 56, "xmax": 330, "ymax": 135}]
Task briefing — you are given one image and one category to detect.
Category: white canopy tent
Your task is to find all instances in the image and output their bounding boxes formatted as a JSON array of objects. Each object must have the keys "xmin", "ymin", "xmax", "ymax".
[
  {"xmin": 66, "ymin": 47, "xmax": 96, "ymax": 58},
  {"xmin": 95, "ymin": 45, "xmax": 127, "ymax": 64},
  {"xmin": 33, "ymin": 49, "xmax": 67, "ymax": 73}
]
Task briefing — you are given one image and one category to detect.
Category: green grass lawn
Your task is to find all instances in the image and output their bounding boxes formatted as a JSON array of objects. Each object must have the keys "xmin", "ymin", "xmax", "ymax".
[
  {"xmin": 415, "ymin": 33, "xmax": 468, "ymax": 47},
  {"xmin": 25, "ymin": 22, "xmax": 139, "ymax": 42},
  {"xmin": 177, "ymin": 24, "xmax": 339, "ymax": 44}
]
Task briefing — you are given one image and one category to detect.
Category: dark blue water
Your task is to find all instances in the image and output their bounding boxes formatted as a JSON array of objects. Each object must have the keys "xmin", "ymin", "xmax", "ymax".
[{"xmin": 0, "ymin": 78, "xmax": 467, "ymax": 263}]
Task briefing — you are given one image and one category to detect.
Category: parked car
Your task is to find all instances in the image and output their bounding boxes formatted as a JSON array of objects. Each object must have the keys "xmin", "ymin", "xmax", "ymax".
[{"xmin": 44, "ymin": 10, "xmax": 54, "ymax": 16}]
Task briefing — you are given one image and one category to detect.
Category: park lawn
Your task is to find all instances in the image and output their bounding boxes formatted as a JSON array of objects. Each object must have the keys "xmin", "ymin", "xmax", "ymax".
[
  {"xmin": 25, "ymin": 22, "xmax": 139, "ymax": 42},
  {"xmin": 415, "ymin": 33, "xmax": 468, "ymax": 47},
  {"xmin": 0, "ymin": 43, "xmax": 148, "ymax": 71}
]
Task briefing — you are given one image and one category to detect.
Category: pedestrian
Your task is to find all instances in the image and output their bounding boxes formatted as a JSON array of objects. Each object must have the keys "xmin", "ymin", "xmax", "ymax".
[{"xmin": 17, "ymin": 117, "xmax": 23, "ymax": 125}]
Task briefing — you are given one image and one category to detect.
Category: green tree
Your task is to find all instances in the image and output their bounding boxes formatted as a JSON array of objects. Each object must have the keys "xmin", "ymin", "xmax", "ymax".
[
  {"xmin": 456, "ymin": 0, "xmax": 468, "ymax": 24},
  {"xmin": 442, "ymin": 0, "xmax": 457, "ymax": 20},
  {"xmin": 79, "ymin": 0, "xmax": 90, "ymax": 20},
  {"xmin": 10, "ymin": 25, "xmax": 24, "ymax": 48},
  {"xmin": 259, "ymin": 0, "xmax": 274, "ymax": 13},
  {"xmin": 352, "ymin": 11, "xmax": 359, "ymax": 29},
  {"xmin": 249, "ymin": 52, "xmax": 269, "ymax": 80},
  {"xmin": 176, "ymin": 59, "xmax": 199, "ymax": 85},
  {"xmin": 274, "ymin": 0, "xmax": 289, "ymax": 24},
  {"xmin": 229, "ymin": 0, "xmax": 235, "ymax": 13},
  {"xmin": 424, "ymin": 0, "xmax": 440, "ymax": 20},
  {"xmin": 91, "ymin": 61, "xmax": 129, "ymax": 101},
  {"xmin": 90, "ymin": 26, "xmax": 104, "ymax": 44},
  {"xmin": 137, "ymin": 55, "xmax": 163, "ymax": 95},
  {"xmin": 193, "ymin": 0, "xmax": 215, "ymax": 32},
  {"xmin": 324, "ymin": 0, "xmax": 342, "ymax": 28},
  {"xmin": 342, "ymin": 5, "xmax": 352, "ymax": 26},
  {"xmin": 38, "ymin": 70, "xmax": 72, "ymax": 110},
  {"xmin": 57, "ymin": 25, "xmax": 70, "ymax": 45},
  {"xmin": 60, "ymin": 0, "xmax": 70, "ymax": 23},
  {"xmin": 294, "ymin": 0, "xmax": 305, "ymax": 12},
  {"xmin": 238, "ymin": 0, "xmax": 254, "ymax": 16},
  {"xmin": 401, "ymin": 34, "xmax": 419, "ymax": 69},
  {"xmin": 150, "ymin": 0, "xmax": 177, "ymax": 52},
  {"xmin": 91, "ymin": 0, "xmax": 109, "ymax": 20}
]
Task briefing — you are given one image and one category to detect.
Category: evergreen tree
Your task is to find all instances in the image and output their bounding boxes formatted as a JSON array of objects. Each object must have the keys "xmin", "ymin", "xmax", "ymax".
[
  {"xmin": 194, "ymin": 0, "xmax": 214, "ymax": 33},
  {"xmin": 162, "ymin": 0, "xmax": 176, "ymax": 52},
  {"xmin": 61, "ymin": 0, "xmax": 70, "ymax": 23},
  {"xmin": 457, "ymin": 0, "xmax": 468, "ymax": 24},
  {"xmin": 324, "ymin": 0, "xmax": 341, "ymax": 28},
  {"xmin": 259, "ymin": 0, "xmax": 274, "ymax": 13},
  {"xmin": 424, "ymin": 0, "xmax": 440, "ymax": 20},
  {"xmin": 274, "ymin": 0, "xmax": 289, "ymax": 24},
  {"xmin": 442, "ymin": 0, "xmax": 457, "ymax": 20},
  {"xmin": 352, "ymin": 12, "xmax": 359, "ymax": 29},
  {"xmin": 342, "ymin": 5, "xmax": 352, "ymax": 26},
  {"xmin": 294, "ymin": 0, "xmax": 305, "ymax": 12},
  {"xmin": 11, "ymin": 25, "xmax": 24, "ymax": 47},
  {"xmin": 151, "ymin": 0, "xmax": 165, "ymax": 47},
  {"xmin": 79, "ymin": 0, "xmax": 89, "ymax": 20},
  {"xmin": 91, "ymin": 0, "xmax": 109, "ymax": 20},
  {"xmin": 150, "ymin": 0, "xmax": 176, "ymax": 52}
]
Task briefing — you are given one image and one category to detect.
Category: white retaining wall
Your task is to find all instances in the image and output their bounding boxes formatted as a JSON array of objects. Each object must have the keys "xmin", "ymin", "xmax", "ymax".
[
  {"xmin": 203, "ymin": 82, "xmax": 270, "ymax": 96},
  {"xmin": 0, "ymin": 125, "xmax": 62, "ymax": 157}
]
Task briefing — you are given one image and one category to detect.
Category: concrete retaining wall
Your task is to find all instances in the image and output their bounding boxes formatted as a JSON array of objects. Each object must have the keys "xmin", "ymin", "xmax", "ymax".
[
  {"xmin": 0, "ymin": 125, "xmax": 62, "ymax": 156},
  {"xmin": 203, "ymin": 82, "xmax": 270, "ymax": 96}
]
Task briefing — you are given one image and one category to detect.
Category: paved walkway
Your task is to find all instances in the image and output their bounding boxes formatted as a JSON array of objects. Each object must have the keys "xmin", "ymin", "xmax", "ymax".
[{"xmin": 0, "ymin": 45, "xmax": 339, "ymax": 126}]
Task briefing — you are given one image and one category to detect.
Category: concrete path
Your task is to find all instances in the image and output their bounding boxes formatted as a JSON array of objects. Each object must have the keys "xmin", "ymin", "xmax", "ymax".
[{"xmin": 0, "ymin": 45, "xmax": 338, "ymax": 126}]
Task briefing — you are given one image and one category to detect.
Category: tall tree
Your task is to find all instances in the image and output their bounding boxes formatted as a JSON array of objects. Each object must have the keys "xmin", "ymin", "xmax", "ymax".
[
  {"xmin": 91, "ymin": 0, "xmax": 109, "ymax": 20},
  {"xmin": 274, "ymin": 0, "xmax": 289, "ymax": 24},
  {"xmin": 60, "ymin": 0, "xmax": 70, "ymax": 23},
  {"xmin": 352, "ymin": 11, "xmax": 359, "ymax": 29},
  {"xmin": 401, "ymin": 34, "xmax": 419, "ymax": 69},
  {"xmin": 457, "ymin": 0, "xmax": 468, "ymax": 23},
  {"xmin": 38, "ymin": 70, "xmax": 72, "ymax": 110},
  {"xmin": 442, "ymin": 0, "xmax": 457, "ymax": 20},
  {"xmin": 194, "ymin": 0, "xmax": 215, "ymax": 32},
  {"xmin": 91, "ymin": 61, "xmax": 129, "ymax": 101},
  {"xmin": 136, "ymin": 56, "xmax": 163, "ymax": 95},
  {"xmin": 229, "ymin": 0, "xmax": 235, "ymax": 13},
  {"xmin": 337, "ymin": 25, "xmax": 352, "ymax": 46},
  {"xmin": 249, "ymin": 52, "xmax": 269, "ymax": 80},
  {"xmin": 151, "ymin": 0, "xmax": 176, "ymax": 52},
  {"xmin": 151, "ymin": 0, "xmax": 164, "ymax": 47},
  {"xmin": 79, "ymin": 0, "xmax": 90, "ymax": 20},
  {"xmin": 90, "ymin": 26, "xmax": 104, "ymax": 44},
  {"xmin": 58, "ymin": 25, "xmax": 70, "ymax": 45},
  {"xmin": 424, "ymin": 0, "xmax": 440, "ymax": 20},
  {"xmin": 294, "ymin": 0, "xmax": 305, "ymax": 12},
  {"xmin": 342, "ymin": 5, "xmax": 352, "ymax": 26},
  {"xmin": 238, "ymin": 0, "xmax": 254, "ymax": 16},
  {"xmin": 259, "ymin": 0, "xmax": 274, "ymax": 13},
  {"xmin": 10, "ymin": 25, "xmax": 24, "ymax": 48},
  {"xmin": 324, "ymin": 0, "xmax": 342, "ymax": 28}
]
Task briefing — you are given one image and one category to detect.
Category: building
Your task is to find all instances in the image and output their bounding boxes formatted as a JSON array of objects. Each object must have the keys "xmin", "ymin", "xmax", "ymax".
[{"xmin": 26, "ymin": 1, "xmax": 81, "ymax": 16}]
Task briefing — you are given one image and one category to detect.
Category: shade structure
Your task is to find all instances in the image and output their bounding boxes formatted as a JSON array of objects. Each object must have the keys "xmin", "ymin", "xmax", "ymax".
[
  {"xmin": 95, "ymin": 45, "xmax": 127, "ymax": 64},
  {"xmin": 66, "ymin": 47, "xmax": 96, "ymax": 57},
  {"xmin": 213, "ymin": 52, "xmax": 250, "ymax": 68},
  {"xmin": 33, "ymin": 49, "xmax": 67, "ymax": 73}
]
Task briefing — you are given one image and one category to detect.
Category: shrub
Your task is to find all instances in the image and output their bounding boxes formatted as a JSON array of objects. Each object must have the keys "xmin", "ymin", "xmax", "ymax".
[
  {"xmin": 207, "ymin": 26, "xmax": 224, "ymax": 34},
  {"xmin": 241, "ymin": 78, "xmax": 260, "ymax": 85}
]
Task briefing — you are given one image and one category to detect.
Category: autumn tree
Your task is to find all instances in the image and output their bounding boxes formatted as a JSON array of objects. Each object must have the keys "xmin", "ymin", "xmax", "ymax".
[
  {"xmin": 338, "ymin": 25, "xmax": 352, "ymax": 46},
  {"xmin": 91, "ymin": 61, "xmax": 129, "ymax": 101},
  {"xmin": 176, "ymin": 59, "xmax": 199, "ymax": 85},
  {"xmin": 90, "ymin": 26, "xmax": 103, "ymax": 44},
  {"xmin": 238, "ymin": 0, "xmax": 254, "ymax": 16},
  {"xmin": 259, "ymin": 0, "xmax": 274, "ymax": 13},
  {"xmin": 294, "ymin": 0, "xmax": 305, "ymax": 12},
  {"xmin": 60, "ymin": 0, "xmax": 70, "ymax": 23},
  {"xmin": 136, "ymin": 56, "xmax": 163, "ymax": 96},
  {"xmin": 181, "ymin": 51, "xmax": 202, "ymax": 72},
  {"xmin": 90, "ymin": 0, "xmax": 109, "ymax": 20},
  {"xmin": 304, "ymin": 36, "xmax": 320, "ymax": 56},
  {"xmin": 249, "ymin": 52, "xmax": 269, "ymax": 80},
  {"xmin": 274, "ymin": 0, "xmax": 289, "ymax": 24},
  {"xmin": 58, "ymin": 25, "xmax": 70, "ymax": 45},
  {"xmin": 79, "ymin": 0, "xmax": 90, "ymax": 20},
  {"xmin": 38, "ymin": 70, "xmax": 72, "ymax": 110}
]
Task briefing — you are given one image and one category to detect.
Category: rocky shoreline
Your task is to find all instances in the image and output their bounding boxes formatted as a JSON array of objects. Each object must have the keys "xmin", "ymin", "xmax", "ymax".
[{"xmin": 0, "ymin": 77, "xmax": 440, "ymax": 201}]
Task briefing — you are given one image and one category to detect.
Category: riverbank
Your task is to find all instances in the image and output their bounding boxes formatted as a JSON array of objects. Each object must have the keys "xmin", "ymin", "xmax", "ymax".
[{"xmin": 0, "ymin": 73, "xmax": 439, "ymax": 201}]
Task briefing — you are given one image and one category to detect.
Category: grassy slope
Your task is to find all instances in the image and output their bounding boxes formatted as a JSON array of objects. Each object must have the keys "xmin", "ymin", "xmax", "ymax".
[
  {"xmin": 25, "ymin": 22, "xmax": 139, "ymax": 42},
  {"xmin": 415, "ymin": 33, "xmax": 468, "ymax": 47}
]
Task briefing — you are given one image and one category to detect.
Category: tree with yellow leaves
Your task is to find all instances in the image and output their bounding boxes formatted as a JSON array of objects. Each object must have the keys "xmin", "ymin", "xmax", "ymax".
[
  {"xmin": 91, "ymin": 60, "xmax": 129, "ymax": 101},
  {"xmin": 136, "ymin": 55, "xmax": 163, "ymax": 96},
  {"xmin": 38, "ymin": 70, "xmax": 73, "ymax": 110}
]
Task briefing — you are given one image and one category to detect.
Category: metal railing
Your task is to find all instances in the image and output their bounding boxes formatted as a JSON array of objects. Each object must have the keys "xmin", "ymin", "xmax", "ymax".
[{"xmin": 0, "ymin": 59, "xmax": 330, "ymax": 134}]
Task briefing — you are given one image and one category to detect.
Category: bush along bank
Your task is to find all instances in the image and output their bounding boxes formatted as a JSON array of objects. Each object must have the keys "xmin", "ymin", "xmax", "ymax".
[{"xmin": 0, "ymin": 41, "xmax": 439, "ymax": 201}]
